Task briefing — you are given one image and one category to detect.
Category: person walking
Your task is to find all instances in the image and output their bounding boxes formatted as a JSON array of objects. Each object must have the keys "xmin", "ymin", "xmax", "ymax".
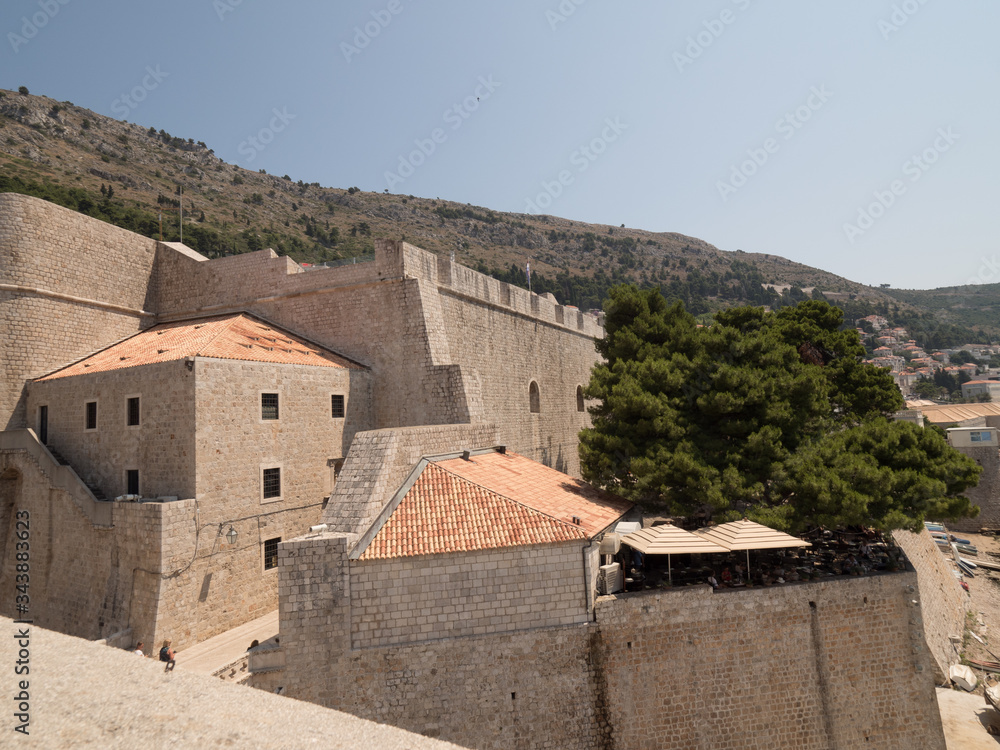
[{"xmin": 159, "ymin": 640, "xmax": 176, "ymax": 671}]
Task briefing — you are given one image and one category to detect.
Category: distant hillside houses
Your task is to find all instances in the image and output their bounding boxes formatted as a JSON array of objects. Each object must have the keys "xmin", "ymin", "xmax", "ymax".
[{"xmin": 962, "ymin": 380, "xmax": 1000, "ymax": 400}]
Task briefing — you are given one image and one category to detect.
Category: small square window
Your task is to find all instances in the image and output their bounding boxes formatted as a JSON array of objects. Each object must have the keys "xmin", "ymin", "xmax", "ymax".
[
  {"xmin": 262, "ymin": 467, "xmax": 281, "ymax": 499},
  {"xmin": 127, "ymin": 397, "xmax": 140, "ymax": 426},
  {"xmin": 126, "ymin": 469, "xmax": 139, "ymax": 495},
  {"xmin": 331, "ymin": 394, "xmax": 345, "ymax": 419},
  {"xmin": 264, "ymin": 536, "xmax": 281, "ymax": 571},
  {"xmin": 86, "ymin": 401, "xmax": 97, "ymax": 430},
  {"xmin": 261, "ymin": 393, "xmax": 279, "ymax": 420}
]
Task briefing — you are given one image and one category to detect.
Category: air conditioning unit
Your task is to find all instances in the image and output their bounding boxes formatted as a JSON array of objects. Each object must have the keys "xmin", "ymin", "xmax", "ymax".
[
  {"xmin": 598, "ymin": 563, "xmax": 623, "ymax": 595},
  {"xmin": 599, "ymin": 533, "xmax": 620, "ymax": 556}
]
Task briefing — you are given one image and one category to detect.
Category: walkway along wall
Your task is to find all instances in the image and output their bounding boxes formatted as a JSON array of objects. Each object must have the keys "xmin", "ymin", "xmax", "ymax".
[{"xmin": 256, "ymin": 532, "xmax": 946, "ymax": 750}]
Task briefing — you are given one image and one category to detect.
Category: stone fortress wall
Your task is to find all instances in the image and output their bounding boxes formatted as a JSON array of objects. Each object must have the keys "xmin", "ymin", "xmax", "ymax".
[
  {"xmin": 0, "ymin": 193, "xmax": 970, "ymax": 747},
  {"xmin": 0, "ymin": 193, "xmax": 158, "ymax": 429},
  {"xmin": 150, "ymin": 230, "xmax": 602, "ymax": 476},
  {"xmin": 0, "ymin": 193, "xmax": 603, "ymax": 648},
  {"xmin": 948, "ymin": 442, "xmax": 1000, "ymax": 533},
  {"xmin": 257, "ymin": 530, "xmax": 946, "ymax": 750}
]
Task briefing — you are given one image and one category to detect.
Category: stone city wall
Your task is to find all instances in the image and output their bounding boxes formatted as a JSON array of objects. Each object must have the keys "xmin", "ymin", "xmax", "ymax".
[
  {"xmin": 595, "ymin": 574, "xmax": 943, "ymax": 750},
  {"xmin": 0, "ymin": 440, "xmax": 173, "ymax": 644},
  {"xmin": 350, "ymin": 542, "xmax": 589, "ymax": 649},
  {"xmin": 270, "ymin": 532, "xmax": 945, "ymax": 750},
  {"xmin": 949, "ymin": 444, "xmax": 1000, "ymax": 532},
  {"xmin": 0, "ymin": 193, "xmax": 158, "ymax": 428},
  {"xmin": 153, "ymin": 239, "xmax": 602, "ymax": 476},
  {"xmin": 893, "ymin": 527, "xmax": 970, "ymax": 682}
]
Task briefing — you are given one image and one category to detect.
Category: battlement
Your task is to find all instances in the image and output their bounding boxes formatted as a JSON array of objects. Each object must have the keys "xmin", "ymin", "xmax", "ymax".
[
  {"xmin": 155, "ymin": 236, "xmax": 603, "ymax": 338},
  {"xmin": 380, "ymin": 239, "xmax": 604, "ymax": 338}
]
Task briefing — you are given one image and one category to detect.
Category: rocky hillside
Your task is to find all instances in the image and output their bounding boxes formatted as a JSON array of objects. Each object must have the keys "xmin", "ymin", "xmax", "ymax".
[{"xmin": 0, "ymin": 87, "xmax": 992, "ymax": 335}]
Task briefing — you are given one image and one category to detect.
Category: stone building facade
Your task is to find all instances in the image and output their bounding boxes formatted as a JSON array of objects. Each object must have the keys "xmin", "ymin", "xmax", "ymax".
[
  {"xmin": 257, "ymin": 523, "xmax": 946, "ymax": 750},
  {"xmin": 0, "ymin": 192, "xmax": 601, "ymax": 649},
  {"xmin": 0, "ymin": 192, "xmax": 960, "ymax": 748}
]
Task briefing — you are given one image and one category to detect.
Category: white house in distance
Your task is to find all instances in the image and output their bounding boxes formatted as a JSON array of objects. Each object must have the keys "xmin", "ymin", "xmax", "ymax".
[{"xmin": 961, "ymin": 380, "xmax": 1000, "ymax": 400}]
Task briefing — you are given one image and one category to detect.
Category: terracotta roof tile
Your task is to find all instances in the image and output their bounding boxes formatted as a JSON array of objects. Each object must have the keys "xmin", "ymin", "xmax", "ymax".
[
  {"xmin": 36, "ymin": 314, "xmax": 362, "ymax": 380},
  {"xmin": 358, "ymin": 463, "xmax": 587, "ymax": 560},
  {"xmin": 435, "ymin": 451, "xmax": 632, "ymax": 538}
]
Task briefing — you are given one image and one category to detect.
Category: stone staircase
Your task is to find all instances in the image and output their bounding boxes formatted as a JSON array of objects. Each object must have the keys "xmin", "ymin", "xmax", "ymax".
[{"xmin": 45, "ymin": 446, "xmax": 106, "ymax": 500}]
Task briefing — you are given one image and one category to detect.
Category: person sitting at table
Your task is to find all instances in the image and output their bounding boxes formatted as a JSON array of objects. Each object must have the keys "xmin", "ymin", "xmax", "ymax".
[
  {"xmin": 733, "ymin": 564, "xmax": 746, "ymax": 585},
  {"xmin": 707, "ymin": 572, "xmax": 719, "ymax": 589},
  {"xmin": 720, "ymin": 566, "xmax": 732, "ymax": 586}
]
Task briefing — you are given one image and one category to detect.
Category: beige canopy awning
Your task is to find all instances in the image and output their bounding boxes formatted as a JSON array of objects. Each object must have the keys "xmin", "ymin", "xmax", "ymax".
[
  {"xmin": 694, "ymin": 518, "xmax": 811, "ymax": 570},
  {"xmin": 621, "ymin": 523, "xmax": 728, "ymax": 584}
]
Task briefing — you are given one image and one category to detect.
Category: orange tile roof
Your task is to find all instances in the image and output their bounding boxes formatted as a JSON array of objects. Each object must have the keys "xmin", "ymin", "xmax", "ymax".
[
  {"xmin": 37, "ymin": 314, "xmax": 362, "ymax": 381},
  {"xmin": 357, "ymin": 463, "xmax": 588, "ymax": 560},
  {"xmin": 435, "ymin": 450, "xmax": 632, "ymax": 538}
]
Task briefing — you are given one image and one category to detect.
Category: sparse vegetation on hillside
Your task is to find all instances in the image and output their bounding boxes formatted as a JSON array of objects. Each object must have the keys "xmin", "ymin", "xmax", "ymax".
[{"xmin": 0, "ymin": 88, "xmax": 996, "ymax": 339}]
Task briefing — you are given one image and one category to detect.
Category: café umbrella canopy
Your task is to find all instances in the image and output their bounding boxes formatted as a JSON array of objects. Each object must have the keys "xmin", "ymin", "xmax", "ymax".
[
  {"xmin": 621, "ymin": 522, "xmax": 728, "ymax": 584},
  {"xmin": 694, "ymin": 518, "xmax": 811, "ymax": 571}
]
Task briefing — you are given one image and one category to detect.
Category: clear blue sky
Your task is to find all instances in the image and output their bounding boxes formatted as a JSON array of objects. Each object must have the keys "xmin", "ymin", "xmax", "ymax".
[{"xmin": 3, "ymin": 0, "xmax": 998, "ymax": 290}]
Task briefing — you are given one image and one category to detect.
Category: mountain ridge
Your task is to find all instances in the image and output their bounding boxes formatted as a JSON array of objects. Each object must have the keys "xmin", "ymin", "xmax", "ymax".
[{"xmin": 0, "ymin": 87, "xmax": 996, "ymax": 339}]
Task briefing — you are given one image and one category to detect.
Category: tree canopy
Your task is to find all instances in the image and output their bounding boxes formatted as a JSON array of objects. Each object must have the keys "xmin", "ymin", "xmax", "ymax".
[{"xmin": 579, "ymin": 286, "xmax": 981, "ymax": 532}]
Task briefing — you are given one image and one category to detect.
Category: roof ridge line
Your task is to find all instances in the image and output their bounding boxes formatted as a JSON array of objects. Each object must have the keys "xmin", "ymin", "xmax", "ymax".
[
  {"xmin": 431, "ymin": 460, "xmax": 588, "ymax": 535},
  {"xmin": 193, "ymin": 313, "xmax": 242, "ymax": 357}
]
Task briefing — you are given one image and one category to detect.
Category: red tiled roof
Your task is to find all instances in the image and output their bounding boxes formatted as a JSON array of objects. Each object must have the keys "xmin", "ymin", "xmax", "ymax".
[
  {"xmin": 435, "ymin": 451, "xmax": 632, "ymax": 538},
  {"xmin": 357, "ymin": 463, "xmax": 588, "ymax": 560},
  {"xmin": 36, "ymin": 314, "xmax": 362, "ymax": 380}
]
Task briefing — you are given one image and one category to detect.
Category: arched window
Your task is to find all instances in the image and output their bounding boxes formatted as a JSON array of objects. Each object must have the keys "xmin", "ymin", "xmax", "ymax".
[
  {"xmin": 576, "ymin": 385, "xmax": 585, "ymax": 412},
  {"xmin": 529, "ymin": 381, "xmax": 540, "ymax": 413}
]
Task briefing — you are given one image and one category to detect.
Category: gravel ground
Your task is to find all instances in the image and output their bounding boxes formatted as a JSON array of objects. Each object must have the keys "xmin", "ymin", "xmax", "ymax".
[{"xmin": 952, "ymin": 532, "xmax": 1000, "ymax": 684}]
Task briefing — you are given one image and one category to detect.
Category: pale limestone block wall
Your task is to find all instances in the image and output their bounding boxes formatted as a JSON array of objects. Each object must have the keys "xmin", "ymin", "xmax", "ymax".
[
  {"xmin": 0, "ymin": 447, "xmax": 164, "ymax": 644},
  {"xmin": 274, "ymin": 532, "xmax": 943, "ymax": 750},
  {"xmin": 276, "ymin": 532, "xmax": 608, "ymax": 749},
  {"xmin": 321, "ymin": 423, "xmax": 499, "ymax": 536},
  {"xmin": 350, "ymin": 542, "xmax": 589, "ymax": 648},
  {"xmin": 0, "ymin": 194, "xmax": 159, "ymax": 428},
  {"xmin": 27, "ymin": 360, "xmax": 197, "ymax": 500},
  {"xmin": 193, "ymin": 357, "xmax": 370, "ymax": 526},
  {"xmin": 0, "ymin": 447, "xmax": 113, "ymax": 638},
  {"xmin": 153, "ymin": 238, "xmax": 603, "ymax": 477},
  {"xmin": 434, "ymin": 289, "xmax": 597, "ymax": 476},
  {"xmin": 893, "ymin": 527, "xmax": 970, "ymax": 681},
  {"xmin": 595, "ymin": 573, "xmax": 944, "ymax": 750},
  {"xmin": 948, "ymin": 444, "xmax": 1000, "ymax": 532}
]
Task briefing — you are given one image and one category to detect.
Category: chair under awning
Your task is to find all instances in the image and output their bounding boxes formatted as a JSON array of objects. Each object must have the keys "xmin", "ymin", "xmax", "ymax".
[
  {"xmin": 621, "ymin": 522, "xmax": 728, "ymax": 584},
  {"xmin": 694, "ymin": 518, "xmax": 811, "ymax": 571}
]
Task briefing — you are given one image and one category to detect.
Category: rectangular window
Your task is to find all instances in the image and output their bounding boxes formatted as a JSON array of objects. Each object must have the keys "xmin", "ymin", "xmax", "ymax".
[
  {"xmin": 262, "ymin": 467, "xmax": 281, "ymax": 499},
  {"xmin": 127, "ymin": 396, "xmax": 140, "ymax": 426},
  {"xmin": 972, "ymin": 431, "xmax": 993, "ymax": 443},
  {"xmin": 331, "ymin": 394, "xmax": 345, "ymax": 419},
  {"xmin": 86, "ymin": 401, "xmax": 97, "ymax": 430},
  {"xmin": 264, "ymin": 537, "xmax": 280, "ymax": 571},
  {"xmin": 126, "ymin": 469, "xmax": 139, "ymax": 495},
  {"xmin": 261, "ymin": 393, "xmax": 279, "ymax": 420}
]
